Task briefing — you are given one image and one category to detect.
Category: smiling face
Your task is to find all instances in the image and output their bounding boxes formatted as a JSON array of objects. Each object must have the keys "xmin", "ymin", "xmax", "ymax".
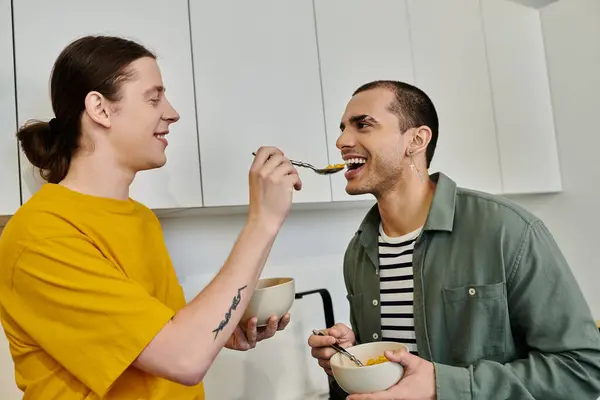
[
  {"xmin": 336, "ymin": 87, "xmax": 413, "ymax": 197},
  {"xmin": 104, "ymin": 57, "xmax": 180, "ymax": 173}
]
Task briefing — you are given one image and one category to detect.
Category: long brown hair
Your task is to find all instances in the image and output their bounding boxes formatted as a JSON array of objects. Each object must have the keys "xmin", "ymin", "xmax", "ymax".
[{"xmin": 16, "ymin": 35, "xmax": 156, "ymax": 183}]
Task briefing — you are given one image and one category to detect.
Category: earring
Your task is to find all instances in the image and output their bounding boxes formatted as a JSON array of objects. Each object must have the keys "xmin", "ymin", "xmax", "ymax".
[{"xmin": 409, "ymin": 151, "xmax": 425, "ymax": 183}]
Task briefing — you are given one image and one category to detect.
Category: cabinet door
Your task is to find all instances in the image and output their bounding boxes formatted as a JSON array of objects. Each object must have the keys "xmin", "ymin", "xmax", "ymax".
[
  {"xmin": 190, "ymin": 0, "xmax": 331, "ymax": 206},
  {"xmin": 481, "ymin": 0, "xmax": 561, "ymax": 194},
  {"xmin": 13, "ymin": 0, "xmax": 202, "ymax": 209},
  {"xmin": 315, "ymin": 0, "xmax": 415, "ymax": 202},
  {"xmin": 0, "ymin": 0, "xmax": 21, "ymax": 216},
  {"xmin": 407, "ymin": 0, "xmax": 502, "ymax": 194}
]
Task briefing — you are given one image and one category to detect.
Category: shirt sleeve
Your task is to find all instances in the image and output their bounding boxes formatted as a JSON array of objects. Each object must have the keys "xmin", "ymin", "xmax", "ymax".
[
  {"xmin": 4, "ymin": 236, "xmax": 176, "ymax": 397},
  {"xmin": 434, "ymin": 220, "xmax": 600, "ymax": 400}
]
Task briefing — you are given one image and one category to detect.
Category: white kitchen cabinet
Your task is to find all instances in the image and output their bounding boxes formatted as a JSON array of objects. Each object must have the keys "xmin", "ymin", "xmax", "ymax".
[
  {"xmin": 407, "ymin": 0, "xmax": 503, "ymax": 194},
  {"xmin": 315, "ymin": 0, "xmax": 416, "ymax": 202},
  {"xmin": 12, "ymin": 0, "xmax": 202, "ymax": 209},
  {"xmin": 0, "ymin": 0, "xmax": 21, "ymax": 216},
  {"xmin": 481, "ymin": 0, "xmax": 562, "ymax": 194},
  {"xmin": 190, "ymin": 0, "xmax": 331, "ymax": 207}
]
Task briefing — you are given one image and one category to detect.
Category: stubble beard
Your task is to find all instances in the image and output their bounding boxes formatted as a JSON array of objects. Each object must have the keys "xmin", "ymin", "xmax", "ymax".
[{"xmin": 346, "ymin": 162, "xmax": 404, "ymax": 198}]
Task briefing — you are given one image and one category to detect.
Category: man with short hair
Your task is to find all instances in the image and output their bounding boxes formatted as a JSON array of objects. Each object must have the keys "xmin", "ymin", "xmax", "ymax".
[{"xmin": 309, "ymin": 80, "xmax": 600, "ymax": 400}]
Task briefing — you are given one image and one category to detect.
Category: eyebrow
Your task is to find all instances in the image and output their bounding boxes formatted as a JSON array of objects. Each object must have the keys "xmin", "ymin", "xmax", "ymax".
[
  {"xmin": 144, "ymin": 85, "xmax": 166, "ymax": 97},
  {"xmin": 339, "ymin": 114, "xmax": 378, "ymax": 131}
]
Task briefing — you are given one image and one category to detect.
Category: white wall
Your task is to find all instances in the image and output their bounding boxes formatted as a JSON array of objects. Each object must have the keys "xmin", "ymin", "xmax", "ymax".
[
  {"xmin": 509, "ymin": 0, "xmax": 600, "ymax": 316},
  {"xmin": 1, "ymin": 0, "xmax": 599, "ymax": 399}
]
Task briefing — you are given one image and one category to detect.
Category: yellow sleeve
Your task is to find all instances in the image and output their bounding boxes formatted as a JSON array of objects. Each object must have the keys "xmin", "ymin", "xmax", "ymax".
[{"xmin": 4, "ymin": 236, "xmax": 175, "ymax": 397}]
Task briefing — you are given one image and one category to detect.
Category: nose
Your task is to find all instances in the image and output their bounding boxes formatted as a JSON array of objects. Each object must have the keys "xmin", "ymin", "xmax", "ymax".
[
  {"xmin": 336, "ymin": 128, "xmax": 355, "ymax": 150},
  {"xmin": 163, "ymin": 97, "xmax": 180, "ymax": 123}
]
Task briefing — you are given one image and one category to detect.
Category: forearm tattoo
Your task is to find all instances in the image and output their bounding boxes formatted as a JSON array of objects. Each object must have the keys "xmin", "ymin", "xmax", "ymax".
[{"xmin": 212, "ymin": 285, "xmax": 248, "ymax": 339}]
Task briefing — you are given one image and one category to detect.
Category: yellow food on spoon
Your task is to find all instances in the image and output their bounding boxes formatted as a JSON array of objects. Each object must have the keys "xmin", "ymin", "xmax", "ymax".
[
  {"xmin": 365, "ymin": 355, "xmax": 389, "ymax": 366},
  {"xmin": 325, "ymin": 163, "xmax": 346, "ymax": 169}
]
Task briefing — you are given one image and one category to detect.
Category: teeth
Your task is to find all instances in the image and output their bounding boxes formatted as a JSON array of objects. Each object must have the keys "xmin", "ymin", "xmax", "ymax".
[
  {"xmin": 155, "ymin": 134, "xmax": 165, "ymax": 139},
  {"xmin": 345, "ymin": 158, "xmax": 367, "ymax": 165}
]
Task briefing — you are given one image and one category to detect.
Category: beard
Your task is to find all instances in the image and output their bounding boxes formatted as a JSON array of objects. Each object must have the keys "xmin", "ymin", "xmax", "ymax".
[{"xmin": 345, "ymin": 161, "xmax": 405, "ymax": 197}]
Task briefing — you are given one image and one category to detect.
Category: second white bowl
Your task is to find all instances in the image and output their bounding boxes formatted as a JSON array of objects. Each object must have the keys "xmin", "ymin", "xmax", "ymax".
[{"xmin": 241, "ymin": 277, "xmax": 295, "ymax": 326}]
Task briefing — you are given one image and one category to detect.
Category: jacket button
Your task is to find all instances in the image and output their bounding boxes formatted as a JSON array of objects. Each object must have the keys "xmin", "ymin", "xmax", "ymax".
[
  {"xmin": 373, "ymin": 333, "xmax": 379, "ymax": 340},
  {"xmin": 468, "ymin": 288, "xmax": 476, "ymax": 296},
  {"xmin": 372, "ymin": 299, "xmax": 378, "ymax": 306}
]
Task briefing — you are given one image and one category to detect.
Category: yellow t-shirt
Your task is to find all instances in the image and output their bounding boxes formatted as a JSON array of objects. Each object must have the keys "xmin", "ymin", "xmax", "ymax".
[{"xmin": 0, "ymin": 184, "xmax": 205, "ymax": 399}]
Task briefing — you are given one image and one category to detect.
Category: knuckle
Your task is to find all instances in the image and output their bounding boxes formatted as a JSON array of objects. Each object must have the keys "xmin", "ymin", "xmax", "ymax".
[{"xmin": 258, "ymin": 170, "xmax": 269, "ymax": 180}]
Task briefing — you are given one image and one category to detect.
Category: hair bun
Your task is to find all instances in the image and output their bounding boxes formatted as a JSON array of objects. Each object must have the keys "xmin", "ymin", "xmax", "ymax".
[{"xmin": 16, "ymin": 119, "xmax": 69, "ymax": 183}]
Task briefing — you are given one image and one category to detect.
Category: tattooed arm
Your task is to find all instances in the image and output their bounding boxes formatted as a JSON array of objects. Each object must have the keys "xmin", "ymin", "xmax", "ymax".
[
  {"xmin": 132, "ymin": 146, "xmax": 301, "ymax": 386},
  {"xmin": 132, "ymin": 222, "xmax": 278, "ymax": 385}
]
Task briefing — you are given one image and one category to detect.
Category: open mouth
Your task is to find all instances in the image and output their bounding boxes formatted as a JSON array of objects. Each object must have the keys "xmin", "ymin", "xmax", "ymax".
[
  {"xmin": 154, "ymin": 132, "xmax": 168, "ymax": 146},
  {"xmin": 345, "ymin": 157, "xmax": 367, "ymax": 170},
  {"xmin": 344, "ymin": 157, "xmax": 367, "ymax": 179}
]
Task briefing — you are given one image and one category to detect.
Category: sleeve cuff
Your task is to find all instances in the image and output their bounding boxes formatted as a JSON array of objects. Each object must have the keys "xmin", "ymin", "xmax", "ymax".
[{"xmin": 433, "ymin": 363, "xmax": 472, "ymax": 400}]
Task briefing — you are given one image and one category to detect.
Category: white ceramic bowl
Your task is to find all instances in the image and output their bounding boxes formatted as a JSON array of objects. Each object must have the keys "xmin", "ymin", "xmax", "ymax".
[
  {"xmin": 241, "ymin": 277, "xmax": 295, "ymax": 326},
  {"xmin": 330, "ymin": 341, "xmax": 407, "ymax": 394}
]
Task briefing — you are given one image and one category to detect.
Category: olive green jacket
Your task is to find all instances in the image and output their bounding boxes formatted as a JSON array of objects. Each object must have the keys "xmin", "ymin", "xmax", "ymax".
[{"xmin": 342, "ymin": 172, "xmax": 600, "ymax": 399}]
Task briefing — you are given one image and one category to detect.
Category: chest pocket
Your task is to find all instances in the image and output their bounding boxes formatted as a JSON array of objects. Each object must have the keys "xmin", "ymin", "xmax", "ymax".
[{"xmin": 442, "ymin": 282, "xmax": 507, "ymax": 365}]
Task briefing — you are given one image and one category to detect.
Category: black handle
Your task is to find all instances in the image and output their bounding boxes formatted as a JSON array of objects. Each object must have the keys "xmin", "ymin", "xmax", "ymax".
[
  {"xmin": 295, "ymin": 288, "xmax": 340, "ymax": 399},
  {"xmin": 295, "ymin": 288, "xmax": 335, "ymax": 328}
]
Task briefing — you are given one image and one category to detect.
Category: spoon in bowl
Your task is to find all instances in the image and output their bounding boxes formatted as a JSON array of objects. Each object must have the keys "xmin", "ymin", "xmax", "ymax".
[{"xmin": 312, "ymin": 329, "xmax": 364, "ymax": 367}]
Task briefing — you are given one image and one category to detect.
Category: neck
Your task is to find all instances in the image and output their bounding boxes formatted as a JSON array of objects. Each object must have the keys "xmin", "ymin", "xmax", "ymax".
[
  {"xmin": 376, "ymin": 170, "xmax": 436, "ymax": 237},
  {"xmin": 60, "ymin": 151, "xmax": 135, "ymax": 201}
]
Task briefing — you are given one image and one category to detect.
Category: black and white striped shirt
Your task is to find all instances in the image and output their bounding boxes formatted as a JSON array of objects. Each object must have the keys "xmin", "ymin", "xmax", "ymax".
[{"xmin": 378, "ymin": 224, "xmax": 422, "ymax": 355}]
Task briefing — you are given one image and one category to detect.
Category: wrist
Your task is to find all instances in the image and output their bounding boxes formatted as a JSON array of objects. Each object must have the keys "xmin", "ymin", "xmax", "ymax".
[{"xmin": 245, "ymin": 215, "xmax": 282, "ymax": 238}]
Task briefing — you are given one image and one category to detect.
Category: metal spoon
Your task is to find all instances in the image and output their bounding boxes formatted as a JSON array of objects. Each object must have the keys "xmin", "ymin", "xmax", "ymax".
[
  {"xmin": 251, "ymin": 152, "xmax": 345, "ymax": 175},
  {"xmin": 312, "ymin": 329, "xmax": 364, "ymax": 367}
]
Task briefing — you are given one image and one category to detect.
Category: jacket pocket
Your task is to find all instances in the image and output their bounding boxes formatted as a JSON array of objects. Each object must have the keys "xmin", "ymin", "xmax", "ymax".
[
  {"xmin": 346, "ymin": 293, "xmax": 364, "ymax": 343},
  {"xmin": 442, "ymin": 282, "xmax": 507, "ymax": 365}
]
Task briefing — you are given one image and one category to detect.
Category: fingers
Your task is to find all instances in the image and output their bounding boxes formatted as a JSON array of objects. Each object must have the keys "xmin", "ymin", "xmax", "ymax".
[
  {"xmin": 309, "ymin": 332, "xmax": 338, "ymax": 365},
  {"xmin": 260, "ymin": 154, "xmax": 290, "ymax": 178},
  {"xmin": 252, "ymin": 148, "xmax": 301, "ymax": 191},
  {"xmin": 308, "ymin": 331, "xmax": 337, "ymax": 349},
  {"xmin": 269, "ymin": 159, "xmax": 298, "ymax": 182},
  {"xmin": 311, "ymin": 345, "xmax": 337, "ymax": 362},
  {"xmin": 318, "ymin": 359, "xmax": 333, "ymax": 376},
  {"xmin": 251, "ymin": 147, "xmax": 288, "ymax": 175},
  {"xmin": 277, "ymin": 313, "xmax": 291, "ymax": 330},
  {"xmin": 384, "ymin": 349, "xmax": 419, "ymax": 369},
  {"xmin": 245, "ymin": 317, "xmax": 258, "ymax": 348},
  {"xmin": 283, "ymin": 170, "xmax": 302, "ymax": 191},
  {"xmin": 309, "ymin": 323, "xmax": 355, "ymax": 375},
  {"xmin": 251, "ymin": 146, "xmax": 283, "ymax": 170},
  {"xmin": 346, "ymin": 389, "xmax": 394, "ymax": 400},
  {"xmin": 254, "ymin": 314, "xmax": 290, "ymax": 343},
  {"xmin": 227, "ymin": 325, "xmax": 250, "ymax": 351},
  {"xmin": 260, "ymin": 316, "xmax": 279, "ymax": 340},
  {"xmin": 328, "ymin": 326, "xmax": 343, "ymax": 339}
]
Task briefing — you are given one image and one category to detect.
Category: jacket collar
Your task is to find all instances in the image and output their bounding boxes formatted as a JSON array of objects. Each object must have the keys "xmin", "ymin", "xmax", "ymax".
[{"xmin": 357, "ymin": 172, "xmax": 457, "ymax": 247}]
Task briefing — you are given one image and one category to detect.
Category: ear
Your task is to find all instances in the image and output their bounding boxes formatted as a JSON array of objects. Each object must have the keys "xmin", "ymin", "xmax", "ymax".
[
  {"xmin": 406, "ymin": 125, "xmax": 432, "ymax": 157},
  {"xmin": 83, "ymin": 91, "xmax": 112, "ymax": 129}
]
